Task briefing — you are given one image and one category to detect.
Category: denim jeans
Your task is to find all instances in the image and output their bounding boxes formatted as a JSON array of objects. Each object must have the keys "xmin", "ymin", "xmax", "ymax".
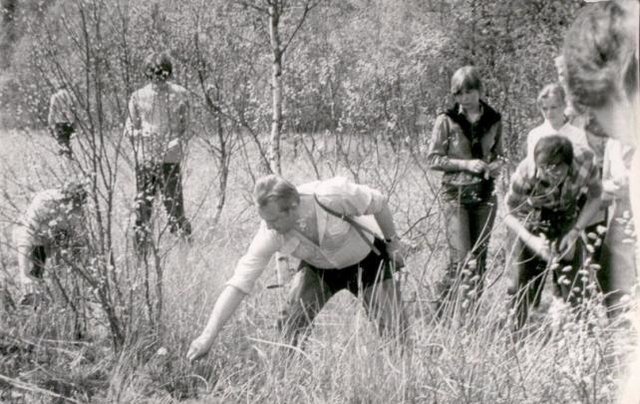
[
  {"xmin": 436, "ymin": 194, "xmax": 497, "ymax": 314},
  {"xmin": 277, "ymin": 239, "xmax": 407, "ymax": 346},
  {"xmin": 134, "ymin": 162, "xmax": 191, "ymax": 252}
]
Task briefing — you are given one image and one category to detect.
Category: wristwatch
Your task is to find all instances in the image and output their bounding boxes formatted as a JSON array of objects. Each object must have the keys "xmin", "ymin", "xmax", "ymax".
[{"xmin": 385, "ymin": 234, "xmax": 400, "ymax": 243}]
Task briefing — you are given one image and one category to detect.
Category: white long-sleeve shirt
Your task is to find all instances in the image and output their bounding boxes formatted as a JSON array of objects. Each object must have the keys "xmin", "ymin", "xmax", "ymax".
[{"xmin": 226, "ymin": 177, "xmax": 386, "ymax": 294}]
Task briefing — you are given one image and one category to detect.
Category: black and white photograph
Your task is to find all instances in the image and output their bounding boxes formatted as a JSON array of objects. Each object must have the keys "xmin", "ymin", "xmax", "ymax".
[{"xmin": 0, "ymin": 0, "xmax": 638, "ymax": 402}]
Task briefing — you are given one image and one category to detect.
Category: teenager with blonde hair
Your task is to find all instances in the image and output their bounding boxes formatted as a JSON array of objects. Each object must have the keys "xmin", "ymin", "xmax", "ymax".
[{"xmin": 427, "ymin": 65, "xmax": 504, "ymax": 314}]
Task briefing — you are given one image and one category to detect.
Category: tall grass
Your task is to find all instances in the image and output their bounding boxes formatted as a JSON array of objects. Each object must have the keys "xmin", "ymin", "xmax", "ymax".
[{"xmin": 0, "ymin": 129, "xmax": 636, "ymax": 403}]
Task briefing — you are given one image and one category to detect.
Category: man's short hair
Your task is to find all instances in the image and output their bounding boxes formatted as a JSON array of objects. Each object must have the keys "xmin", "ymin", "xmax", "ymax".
[
  {"xmin": 537, "ymin": 83, "xmax": 566, "ymax": 106},
  {"xmin": 562, "ymin": 0, "xmax": 638, "ymax": 109},
  {"xmin": 144, "ymin": 52, "xmax": 173, "ymax": 81},
  {"xmin": 450, "ymin": 65, "xmax": 483, "ymax": 95},
  {"xmin": 533, "ymin": 135, "xmax": 574, "ymax": 167},
  {"xmin": 254, "ymin": 175, "xmax": 300, "ymax": 212}
]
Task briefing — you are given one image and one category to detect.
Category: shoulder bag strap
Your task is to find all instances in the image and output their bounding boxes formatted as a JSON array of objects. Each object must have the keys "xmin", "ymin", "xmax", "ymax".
[{"xmin": 313, "ymin": 194, "xmax": 381, "ymax": 255}]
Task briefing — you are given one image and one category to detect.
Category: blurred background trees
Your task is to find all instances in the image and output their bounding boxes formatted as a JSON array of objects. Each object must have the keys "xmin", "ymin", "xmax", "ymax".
[{"xmin": 1, "ymin": 0, "xmax": 583, "ymax": 163}]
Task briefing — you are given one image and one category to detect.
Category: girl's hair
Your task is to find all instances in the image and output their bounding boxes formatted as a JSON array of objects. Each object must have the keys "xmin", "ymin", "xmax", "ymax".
[
  {"xmin": 143, "ymin": 52, "xmax": 173, "ymax": 81},
  {"xmin": 450, "ymin": 65, "xmax": 483, "ymax": 95},
  {"xmin": 253, "ymin": 175, "xmax": 300, "ymax": 212},
  {"xmin": 534, "ymin": 135, "xmax": 574, "ymax": 167},
  {"xmin": 537, "ymin": 83, "xmax": 566, "ymax": 106},
  {"xmin": 563, "ymin": 0, "xmax": 638, "ymax": 108}
]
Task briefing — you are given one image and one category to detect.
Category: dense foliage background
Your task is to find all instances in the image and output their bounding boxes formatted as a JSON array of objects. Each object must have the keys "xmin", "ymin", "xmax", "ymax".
[{"xmin": 1, "ymin": 0, "xmax": 584, "ymax": 161}]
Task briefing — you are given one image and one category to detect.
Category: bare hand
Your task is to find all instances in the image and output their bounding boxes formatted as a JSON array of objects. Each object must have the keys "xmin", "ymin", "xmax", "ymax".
[
  {"xmin": 187, "ymin": 334, "xmax": 214, "ymax": 362},
  {"xmin": 558, "ymin": 229, "xmax": 580, "ymax": 259},
  {"xmin": 385, "ymin": 238, "xmax": 405, "ymax": 268},
  {"xmin": 465, "ymin": 159, "xmax": 488, "ymax": 175},
  {"xmin": 529, "ymin": 235, "xmax": 552, "ymax": 261},
  {"xmin": 487, "ymin": 160, "xmax": 502, "ymax": 179}
]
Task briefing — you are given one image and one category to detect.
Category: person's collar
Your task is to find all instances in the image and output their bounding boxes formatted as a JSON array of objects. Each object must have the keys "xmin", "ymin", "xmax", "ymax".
[
  {"xmin": 545, "ymin": 117, "xmax": 569, "ymax": 131},
  {"xmin": 150, "ymin": 81, "xmax": 170, "ymax": 90},
  {"xmin": 447, "ymin": 99, "xmax": 500, "ymax": 125},
  {"xmin": 457, "ymin": 102, "xmax": 483, "ymax": 118}
]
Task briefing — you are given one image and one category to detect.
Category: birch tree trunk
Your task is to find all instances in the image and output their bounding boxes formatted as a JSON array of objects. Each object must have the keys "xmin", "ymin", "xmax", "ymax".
[{"xmin": 268, "ymin": 2, "xmax": 283, "ymax": 174}]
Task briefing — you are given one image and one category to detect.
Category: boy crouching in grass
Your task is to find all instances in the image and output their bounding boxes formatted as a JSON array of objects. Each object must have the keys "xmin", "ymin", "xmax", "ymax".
[
  {"xmin": 13, "ymin": 181, "xmax": 88, "ymax": 307},
  {"xmin": 504, "ymin": 135, "xmax": 602, "ymax": 329}
]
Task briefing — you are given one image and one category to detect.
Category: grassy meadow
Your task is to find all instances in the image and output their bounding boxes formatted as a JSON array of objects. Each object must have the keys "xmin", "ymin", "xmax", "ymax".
[{"xmin": 0, "ymin": 128, "xmax": 638, "ymax": 403}]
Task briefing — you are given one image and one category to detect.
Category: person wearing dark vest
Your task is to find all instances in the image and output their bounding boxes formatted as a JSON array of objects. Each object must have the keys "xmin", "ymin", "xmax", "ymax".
[{"xmin": 427, "ymin": 65, "xmax": 505, "ymax": 315}]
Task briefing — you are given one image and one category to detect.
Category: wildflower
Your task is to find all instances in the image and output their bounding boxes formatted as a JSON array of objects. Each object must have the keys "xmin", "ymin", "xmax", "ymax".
[
  {"xmin": 585, "ymin": 244, "xmax": 595, "ymax": 254},
  {"xmin": 467, "ymin": 259, "xmax": 477, "ymax": 270},
  {"xmin": 619, "ymin": 295, "xmax": 632, "ymax": 305},
  {"xmin": 578, "ymin": 269, "xmax": 589, "ymax": 276},
  {"xmin": 561, "ymin": 266, "xmax": 573, "ymax": 273},
  {"xmin": 587, "ymin": 232, "xmax": 598, "ymax": 240},
  {"xmin": 596, "ymin": 225, "xmax": 607, "ymax": 235}
]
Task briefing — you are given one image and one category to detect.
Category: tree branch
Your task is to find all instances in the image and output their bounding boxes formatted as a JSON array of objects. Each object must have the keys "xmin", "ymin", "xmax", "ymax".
[{"xmin": 281, "ymin": 0, "xmax": 321, "ymax": 54}]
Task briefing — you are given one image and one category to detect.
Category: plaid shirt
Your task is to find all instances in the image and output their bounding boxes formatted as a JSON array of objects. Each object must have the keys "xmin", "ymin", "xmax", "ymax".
[{"xmin": 505, "ymin": 146, "xmax": 601, "ymax": 218}]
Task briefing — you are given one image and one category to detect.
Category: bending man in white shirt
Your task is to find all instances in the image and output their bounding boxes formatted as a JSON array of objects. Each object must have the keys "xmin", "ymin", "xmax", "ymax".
[{"xmin": 187, "ymin": 175, "xmax": 407, "ymax": 361}]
